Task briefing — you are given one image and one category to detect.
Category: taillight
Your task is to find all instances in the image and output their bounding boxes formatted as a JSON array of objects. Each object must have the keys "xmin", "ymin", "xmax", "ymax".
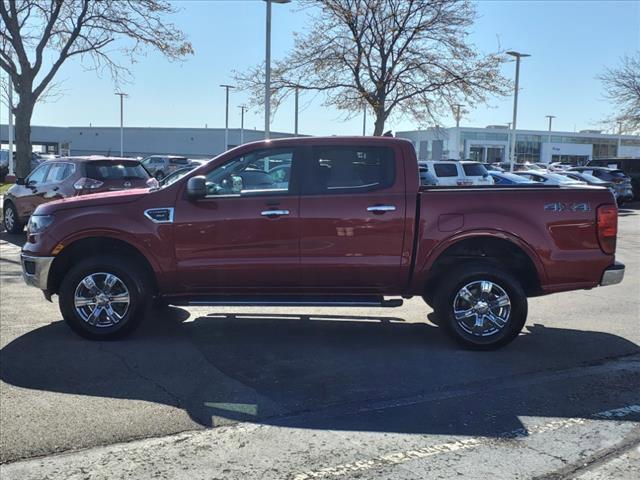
[
  {"xmin": 73, "ymin": 177, "xmax": 104, "ymax": 191},
  {"xmin": 596, "ymin": 204, "xmax": 618, "ymax": 254}
]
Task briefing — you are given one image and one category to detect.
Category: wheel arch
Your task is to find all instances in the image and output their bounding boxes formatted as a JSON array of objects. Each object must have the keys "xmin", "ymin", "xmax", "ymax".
[
  {"xmin": 423, "ymin": 232, "xmax": 545, "ymax": 298},
  {"xmin": 48, "ymin": 236, "xmax": 159, "ymax": 295}
]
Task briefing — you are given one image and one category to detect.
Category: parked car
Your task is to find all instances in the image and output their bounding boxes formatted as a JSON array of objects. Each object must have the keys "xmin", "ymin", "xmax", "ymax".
[
  {"xmin": 587, "ymin": 158, "xmax": 640, "ymax": 200},
  {"xmin": 420, "ymin": 160, "xmax": 493, "ymax": 186},
  {"xmin": 20, "ymin": 137, "xmax": 623, "ymax": 350},
  {"xmin": 514, "ymin": 171, "xmax": 586, "ymax": 186},
  {"xmin": 498, "ymin": 162, "xmax": 531, "ymax": 172},
  {"xmin": 418, "ymin": 164, "xmax": 438, "ymax": 186},
  {"xmin": 141, "ymin": 155, "xmax": 191, "ymax": 180},
  {"xmin": 3, "ymin": 156, "xmax": 150, "ymax": 233},
  {"xmin": 568, "ymin": 167, "xmax": 634, "ymax": 205},
  {"xmin": 547, "ymin": 162, "xmax": 575, "ymax": 172},
  {"xmin": 562, "ymin": 172, "xmax": 616, "ymax": 198},
  {"xmin": 489, "ymin": 172, "xmax": 536, "ymax": 185}
]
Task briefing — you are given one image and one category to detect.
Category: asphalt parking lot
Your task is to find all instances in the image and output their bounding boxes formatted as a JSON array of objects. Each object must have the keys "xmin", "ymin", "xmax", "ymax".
[{"xmin": 1, "ymin": 205, "xmax": 639, "ymax": 479}]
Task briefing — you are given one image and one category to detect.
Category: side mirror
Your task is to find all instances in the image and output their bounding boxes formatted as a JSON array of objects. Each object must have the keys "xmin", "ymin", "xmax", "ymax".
[
  {"xmin": 16, "ymin": 177, "xmax": 25, "ymax": 186},
  {"xmin": 186, "ymin": 175, "xmax": 207, "ymax": 200}
]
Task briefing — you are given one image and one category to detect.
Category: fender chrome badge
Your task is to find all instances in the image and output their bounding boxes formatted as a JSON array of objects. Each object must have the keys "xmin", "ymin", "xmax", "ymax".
[{"xmin": 544, "ymin": 202, "xmax": 591, "ymax": 212}]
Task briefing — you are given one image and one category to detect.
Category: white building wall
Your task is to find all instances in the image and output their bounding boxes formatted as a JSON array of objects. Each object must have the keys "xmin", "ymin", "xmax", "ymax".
[{"xmin": 539, "ymin": 142, "xmax": 593, "ymax": 163}]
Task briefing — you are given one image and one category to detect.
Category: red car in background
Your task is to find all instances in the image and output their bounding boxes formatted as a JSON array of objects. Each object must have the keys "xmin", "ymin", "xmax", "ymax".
[{"xmin": 2, "ymin": 156, "xmax": 150, "ymax": 233}]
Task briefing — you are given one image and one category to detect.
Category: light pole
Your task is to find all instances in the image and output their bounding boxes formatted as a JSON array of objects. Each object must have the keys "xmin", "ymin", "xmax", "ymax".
[
  {"xmin": 453, "ymin": 104, "xmax": 464, "ymax": 160},
  {"xmin": 546, "ymin": 115, "xmax": 555, "ymax": 144},
  {"xmin": 362, "ymin": 103, "xmax": 367, "ymax": 136},
  {"xmin": 264, "ymin": 0, "xmax": 291, "ymax": 140},
  {"xmin": 114, "ymin": 92, "xmax": 127, "ymax": 156},
  {"xmin": 506, "ymin": 51, "xmax": 530, "ymax": 171},
  {"xmin": 545, "ymin": 115, "xmax": 555, "ymax": 132},
  {"xmin": 239, "ymin": 105, "xmax": 248, "ymax": 144},
  {"xmin": 453, "ymin": 104, "xmax": 463, "ymax": 128},
  {"xmin": 8, "ymin": 69, "xmax": 14, "ymax": 176},
  {"xmin": 220, "ymin": 84, "xmax": 235, "ymax": 150},
  {"xmin": 617, "ymin": 120, "xmax": 623, "ymax": 155},
  {"xmin": 294, "ymin": 86, "xmax": 299, "ymax": 136}
]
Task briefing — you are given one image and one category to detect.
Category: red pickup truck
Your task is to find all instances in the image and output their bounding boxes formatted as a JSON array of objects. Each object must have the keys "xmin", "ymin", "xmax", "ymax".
[{"xmin": 20, "ymin": 137, "xmax": 624, "ymax": 349}]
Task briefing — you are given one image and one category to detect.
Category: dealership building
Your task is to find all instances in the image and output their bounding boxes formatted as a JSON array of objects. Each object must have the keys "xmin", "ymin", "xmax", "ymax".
[
  {"xmin": 0, "ymin": 124, "xmax": 296, "ymax": 159},
  {"xmin": 397, "ymin": 126, "xmax": 640, "ymax": 164}
]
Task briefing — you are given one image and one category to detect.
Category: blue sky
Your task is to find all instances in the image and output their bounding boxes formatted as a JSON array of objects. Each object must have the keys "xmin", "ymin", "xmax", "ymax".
[{"xmin": 10, "ymin": 0, "xmax": 640, "ymax": 135}]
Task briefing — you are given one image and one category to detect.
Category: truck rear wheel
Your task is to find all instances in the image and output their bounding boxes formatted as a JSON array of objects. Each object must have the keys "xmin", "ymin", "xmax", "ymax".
[
  {"xmin": 59, "ymin": 255, "xmax": 150, "ymax": 340},
  {"xmin": 434, "ymin": 263, "xmax": 527, "ymax": 350}
]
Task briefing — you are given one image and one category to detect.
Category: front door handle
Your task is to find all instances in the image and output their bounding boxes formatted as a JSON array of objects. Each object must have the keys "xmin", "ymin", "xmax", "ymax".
[
  {"xmin": 367, "ymin": 205, "xmax": 396, "ymax": 214},
  {"xmin": 261, "ymin": 209, "xmax": 290, "ymax": 218}
]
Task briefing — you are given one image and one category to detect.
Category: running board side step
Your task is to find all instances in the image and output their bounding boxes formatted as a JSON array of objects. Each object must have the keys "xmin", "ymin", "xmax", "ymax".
[{"xmin": 170, "ymin": 295, "xmax": 403, "ymax": 308}]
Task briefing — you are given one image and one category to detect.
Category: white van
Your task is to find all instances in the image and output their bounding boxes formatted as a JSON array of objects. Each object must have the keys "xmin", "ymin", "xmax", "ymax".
[{"xmin": 419, "ymin": 161, "xmax": 494, "ymax": 186}]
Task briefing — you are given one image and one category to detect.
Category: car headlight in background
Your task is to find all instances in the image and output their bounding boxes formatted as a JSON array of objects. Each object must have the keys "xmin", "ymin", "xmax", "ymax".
[{"xmin": 27, "ymin": 215, "xmax": 54, "ymax": 234}]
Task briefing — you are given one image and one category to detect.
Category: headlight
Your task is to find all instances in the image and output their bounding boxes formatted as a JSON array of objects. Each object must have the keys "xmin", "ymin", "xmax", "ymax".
[{"xmin": 27, "ymin": 215, "xmax": 54, "ymax": 234}]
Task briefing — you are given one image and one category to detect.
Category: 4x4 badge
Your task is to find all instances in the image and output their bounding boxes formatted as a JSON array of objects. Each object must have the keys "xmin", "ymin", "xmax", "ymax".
[{"xmin": 544, "ymin": 202, "xmax": 591, "ymax": 212}]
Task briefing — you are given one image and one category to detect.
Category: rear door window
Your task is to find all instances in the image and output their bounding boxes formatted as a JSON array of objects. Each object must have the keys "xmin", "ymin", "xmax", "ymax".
[
  {"xmin": 462, "ymin": 163, "xmax": 487, "ymax": 176},
  {"xmin": 303, "ymin": 146, "xmax": 395, "ymax": 194},
  {"xmin": 85, "ymin": 161, "xmax": 149, "ymax": 180},
  {"xmin": 45, "ymin": 162, "xmax": 75, "ymax": 182},
  {"xmin": 433, "ymin": 163, "xmax": 458, "ymax": 177}
]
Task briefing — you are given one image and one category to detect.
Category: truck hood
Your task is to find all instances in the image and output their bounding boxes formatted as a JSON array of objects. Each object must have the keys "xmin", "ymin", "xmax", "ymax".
[{"xmin": 35, "ymin": 188, "xmax": 151, "ymax": 215}]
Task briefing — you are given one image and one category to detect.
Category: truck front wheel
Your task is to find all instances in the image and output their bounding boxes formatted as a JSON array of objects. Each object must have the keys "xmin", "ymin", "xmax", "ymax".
[
  {"xmin": 59, "ymin": 255, "xmax": 150, "ymax": 340},
  {"xmin": 434, "ymin": 263, "xmax": 527, "ymax": 350}
]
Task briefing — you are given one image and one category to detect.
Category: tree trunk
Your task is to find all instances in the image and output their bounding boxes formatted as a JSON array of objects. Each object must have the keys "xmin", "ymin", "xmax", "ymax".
[
  {"xmin": 14, "ymin": 99, "xmax": 34, "ymax": 179},
  {"xmin": 373, "ymin": 112, "xmax": 386, "ymax": 136}
]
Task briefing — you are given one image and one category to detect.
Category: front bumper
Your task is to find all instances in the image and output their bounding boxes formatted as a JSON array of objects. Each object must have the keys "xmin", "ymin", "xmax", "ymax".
[
  {"xmin": 600, "ymin": 261, "xmax": 625, "ymax": 287},
  {"xmin": 21, "ymin": 254, "xmax": 55, "ymax": 290}
]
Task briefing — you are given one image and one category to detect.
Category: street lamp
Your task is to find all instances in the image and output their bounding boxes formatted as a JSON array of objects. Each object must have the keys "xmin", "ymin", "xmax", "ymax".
[
  {"xmin": 264, "ymin": 0, "xmax": 291, "ymax": 140},
  {"xmin": 7, "ymin": 68, "xmax": 14, "ymax": 175},
  {"xmin": 545, "ymin": 115, "xmax": 556, "ymax": 132},
  {"xmin": 220, "ymin": 84, "xmax": 235, "ymax": 150},
  {"xmin": 239, "ymin": 105, "xmax": 248, "ymax": 145},
  {"xmin": 506, "ymin": 51, "xmax": 530, "ymax": 171},
  {"xmin": 453, "ymin": 104, "xmax": 463, "ymax": 128},
  {"xmin": 362, "ymin": 103, "xmax": 367, "ymax": 136},
  {"xmin": 114, "ymin": 92, "xmax": 128, "ymax": 157}
]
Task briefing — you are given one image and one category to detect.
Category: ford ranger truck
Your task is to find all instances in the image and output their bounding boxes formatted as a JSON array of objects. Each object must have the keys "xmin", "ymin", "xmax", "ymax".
[{"xmin": 20, "ymin": 137, "xmax": 625, "ymax": 350}]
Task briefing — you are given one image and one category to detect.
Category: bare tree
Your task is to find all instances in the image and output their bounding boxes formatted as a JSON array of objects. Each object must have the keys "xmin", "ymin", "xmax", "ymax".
[
  {"xmin": 598, "ymin": 53, "xmax": 640, "ymax": 135},
  {"xmin": 236, "ymin": 0, "xmax": 509, "ymax": 136},
  {"xmin": 1, "ymin": 0, "xmax": 193, "ymax": 177}
]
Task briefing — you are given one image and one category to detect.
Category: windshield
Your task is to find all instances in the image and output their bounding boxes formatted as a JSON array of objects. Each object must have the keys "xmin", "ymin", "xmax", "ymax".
[
  {"xmin": 547, "ymin": 173, "xmax": 580, "ymax": 183},
  {"xmin": 499, "ymin": 172, "xmax": 533, "ymax": 183},
  {"xmin": 579, "ymin": 173, "xmax": 607, "ymax": 184},
  {"xmin": 161, "ymin": 167, "xmax": 193, "ymax": 187}
]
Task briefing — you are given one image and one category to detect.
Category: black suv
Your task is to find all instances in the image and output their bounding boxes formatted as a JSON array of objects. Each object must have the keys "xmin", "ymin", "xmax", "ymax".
[
  {"xmin": 588, "ymin": 158, "xmax": 640, "ymax": 200},
  {"xmin": 569, "ymin": 166, "xmax": 634, "ymax": 205}
]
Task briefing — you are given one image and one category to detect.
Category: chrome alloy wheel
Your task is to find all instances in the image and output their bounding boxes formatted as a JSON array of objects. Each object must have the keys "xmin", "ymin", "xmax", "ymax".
[
  {"xmin": 452, "ymin": 280, "xmax": 511, "ymax": 337},
  {"xmin": 74, "ymin": 273, "xmax": 130, "ymax": 328},
  {"xmin": 4, "ymin": 207, "xmax": 14, "ymax": 231}
]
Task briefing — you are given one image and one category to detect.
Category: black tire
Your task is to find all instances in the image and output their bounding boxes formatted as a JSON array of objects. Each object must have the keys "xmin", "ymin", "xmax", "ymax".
[
  {"xmin": 434, "ymin": 263, "xmax": 527, "ymax": 350},
  {"xmin": 3, "ymin": 202, "xmax": 24, "ymax": 234},
  {"xmin": 59, "ymin": 255, "xmax": 150, "ymax": 340}
]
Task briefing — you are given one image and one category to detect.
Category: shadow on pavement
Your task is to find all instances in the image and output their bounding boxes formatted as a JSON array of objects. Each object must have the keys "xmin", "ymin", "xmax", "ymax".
[
  {"xmin": 0, "ymin": 231, "xmax": 26, "ymax": 248},
  {"xmin": 1, "ymin": 307, "xmax": 639, "ymax": 438}
]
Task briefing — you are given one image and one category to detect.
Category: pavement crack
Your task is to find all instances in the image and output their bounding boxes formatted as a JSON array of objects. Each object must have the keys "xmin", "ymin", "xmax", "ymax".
[
  {"xmin": 531, "ymin": 427, "xmax": 640, "ymax": 480},
  {"xmin": 97, "ymin": 343, "xmax": 183, "ymax": 409}
]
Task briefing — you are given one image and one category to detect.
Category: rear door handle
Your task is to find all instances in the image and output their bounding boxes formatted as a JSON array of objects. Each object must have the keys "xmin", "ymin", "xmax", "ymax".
[
  {"xmin": 367, "ymin": 205, "xmax": 396, "ymax": 213},
  {"xmin": 261, "ymin": 209, "xmax": 290, "ymax": 217}
]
